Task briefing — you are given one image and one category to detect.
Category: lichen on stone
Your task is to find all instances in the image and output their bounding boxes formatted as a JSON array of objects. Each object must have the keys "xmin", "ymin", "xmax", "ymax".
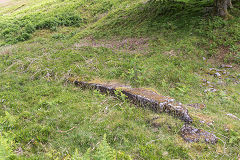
[
  {"xmin": 180, "ymin": 125, "xmax": 218, "ymax": 144},
  {"xmin": 69, "ymin": 78, "xmax": 219, "ymax": 144},
  {"xmin": 70, "ymin": 79, "xmax": 193, "ymax": 123}
]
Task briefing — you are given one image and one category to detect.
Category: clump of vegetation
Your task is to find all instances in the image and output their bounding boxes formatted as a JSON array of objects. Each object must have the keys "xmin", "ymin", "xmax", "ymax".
[
  {"xmin": 0, "ymin": 0, "xmax": 126, "ymax": 45},
  {"xmin": 0, "ymin": 135, "xmax": 15, "ymax": 159},
  {"xmin": 0, "ymin": 2, "xmax": 82, "ymax": 44}
]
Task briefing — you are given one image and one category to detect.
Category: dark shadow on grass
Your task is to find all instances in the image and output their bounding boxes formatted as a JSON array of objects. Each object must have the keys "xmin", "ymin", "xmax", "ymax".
[{"xmin": 91, "ymin": 0, "xmax": 215, "ymax": 39}]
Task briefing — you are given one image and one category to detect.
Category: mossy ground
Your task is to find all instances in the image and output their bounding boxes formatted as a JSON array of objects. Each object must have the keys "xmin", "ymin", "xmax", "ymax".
[{"xmin": 0, "ymin": 0, "xmax": 240, "ymax": 159}]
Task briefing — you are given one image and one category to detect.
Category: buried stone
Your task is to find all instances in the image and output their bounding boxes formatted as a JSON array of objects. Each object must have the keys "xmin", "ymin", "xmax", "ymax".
[
  {"xmin": 180, "ymin": 125, "xmax": 218, "ymax": 144},
  {"xmin": 70, "ymin": 79, "xmax": 193, "ymax": 123},
  {"xmin": 70, "ymin": 79, "xmax": 218, "ymax": 144}
]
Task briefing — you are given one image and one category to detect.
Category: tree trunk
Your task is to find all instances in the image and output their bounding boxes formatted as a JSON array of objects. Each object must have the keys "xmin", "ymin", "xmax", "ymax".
[
  {"xmin": 214, "ymin": 0, "xmax": 232, "ymax": 18},
  {"xmin": 227, "ymin": 0, "xmax": 233, "ymax": 9}
]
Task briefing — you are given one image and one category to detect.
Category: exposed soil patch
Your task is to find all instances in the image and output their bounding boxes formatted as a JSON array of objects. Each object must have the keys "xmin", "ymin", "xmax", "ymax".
[
  {"xmin": 208, "ymin": 45, "xmax": 240, "ymax": 65},
  {"xmin": 74, "ymin": 37, "xmax": 149, "ymax": 54},
  {"xmin": 217, "ymin": 45, "xmax": 231, "ymax": 61}
]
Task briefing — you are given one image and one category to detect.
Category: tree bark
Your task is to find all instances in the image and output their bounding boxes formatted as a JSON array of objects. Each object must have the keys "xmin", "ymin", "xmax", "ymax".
[
  {"xmin": 214, "ymin": 0, "xmax": 232, "ymax": 18},
  {"xmin": 227, "ymin": 0, "xmax": 233, "ymax": 9}
]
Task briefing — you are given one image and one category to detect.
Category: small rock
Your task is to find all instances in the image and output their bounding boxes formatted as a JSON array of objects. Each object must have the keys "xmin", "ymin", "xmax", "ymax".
[
  {"xmin": 199, "ymin": 120, "xmax": 205, "ymax": 124},
  {"xmin": 226, "ymin": 113, "xmax": 240, "ymax": 121},
  {"xmin": 207, "ymin": 68, "xmax": 227, "ymax": 77},
  {"xmin": 207, "ymin": 122, "xmax": 214, "ymax": 127},
  {"xmin": 204, "ymin": 88, "xmax": 217, "ymax": 93},
  {"xmin": 221, "ymin": 70, "xmax": 227, "ymax": 75},
  {"xmin": 214, "ymin": 72, "xmax": 221, "ymax": 78},
  {"xmin": 15, "ymin": 147, "xmax": 23, "ymax": 155},
  {"xmin": 202, "ymin": 79, "xmax": 212, "ymax": 87},
  {"xmin": 206, "ymin": 81, "xmax": 211, "ymax": 85},
  {"xmin": 220, "ymin": 64, "xmax": 233, "ymax": 68},
  {"xmin": 225, "ymin": 128, "xmax": 229, "ymax": 132},
  {"xmin": 208, "ymin": 68, "xmax": 216, "ymax": 75},
  {"xmin": 180, "ymin": 125, "xmax": 218, "ymax": 144}
]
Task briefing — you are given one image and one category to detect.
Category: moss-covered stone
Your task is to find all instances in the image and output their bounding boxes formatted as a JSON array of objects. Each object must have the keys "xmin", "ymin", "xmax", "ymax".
[
  {"xmin": 70, "ymin": 79, "xmax": 193, "ymax": 123},
  {"xmin": 181, "ymin": 125, "xmax": 218, "ymax": 144}
]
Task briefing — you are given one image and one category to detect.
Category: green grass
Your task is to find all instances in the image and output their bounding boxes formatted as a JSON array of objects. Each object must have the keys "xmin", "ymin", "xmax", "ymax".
[{"xmin": 0, "ymin": 0, "xmax": 240, "ymax": 159}]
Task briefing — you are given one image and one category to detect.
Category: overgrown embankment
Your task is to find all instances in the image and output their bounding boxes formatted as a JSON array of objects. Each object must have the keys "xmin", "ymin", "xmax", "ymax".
[{"xmin": 0, "ymin": 0, "xmax": 240, "ymax": 159}]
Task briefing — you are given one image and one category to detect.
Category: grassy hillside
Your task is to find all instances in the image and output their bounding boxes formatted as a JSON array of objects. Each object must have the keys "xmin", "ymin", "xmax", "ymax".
[{"xmin": 0, "ymin": 0, "xmax": 240, "ymax": 159}]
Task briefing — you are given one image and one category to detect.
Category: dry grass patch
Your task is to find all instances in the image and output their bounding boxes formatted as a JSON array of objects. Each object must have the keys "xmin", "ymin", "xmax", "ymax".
[
  {"xmin": 0, "ymin": 45, "xmax": 15, "ymax": 55},
  {"xmin": 74, "ymin": 37, "xmax": 150, "ymax": 54}
]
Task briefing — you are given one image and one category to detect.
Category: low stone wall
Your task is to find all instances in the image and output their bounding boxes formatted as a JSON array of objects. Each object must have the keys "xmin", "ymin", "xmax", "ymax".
[
  {"xmin": 72, "ymin": 80, "xmax": 193, "ymax": 124},
  {"xmin": 69, "ymin": 79, "xmax": 218, "ymax": 144}
]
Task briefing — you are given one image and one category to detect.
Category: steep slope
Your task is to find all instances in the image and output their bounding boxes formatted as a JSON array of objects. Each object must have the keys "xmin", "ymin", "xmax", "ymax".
[{"xmin": 0, "ymin": 0, "xmax": 239, "ymax": 159}]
